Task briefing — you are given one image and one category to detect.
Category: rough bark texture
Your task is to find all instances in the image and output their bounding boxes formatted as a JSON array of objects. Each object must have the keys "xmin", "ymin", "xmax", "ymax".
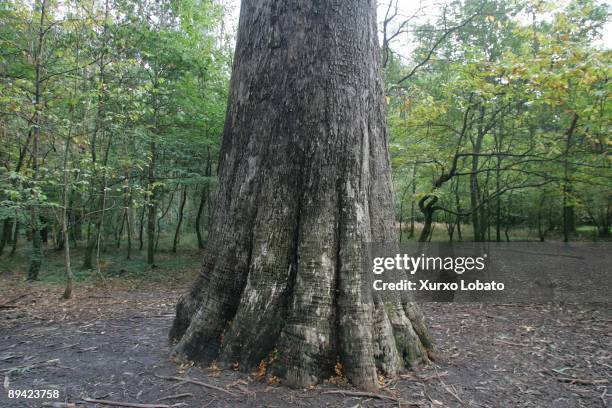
[{"xmin": 170, "ymin": 0, "xmax": 432, "ymax": 390}]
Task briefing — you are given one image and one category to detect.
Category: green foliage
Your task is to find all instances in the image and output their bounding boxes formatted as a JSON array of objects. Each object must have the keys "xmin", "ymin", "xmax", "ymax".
[
  {"xmin": 0, "ymin": 0, "xmax": 232, "ymax": 276},
  {"xmin": 386, "ymin": 0, "xmax": 611, "ymax": 241}
]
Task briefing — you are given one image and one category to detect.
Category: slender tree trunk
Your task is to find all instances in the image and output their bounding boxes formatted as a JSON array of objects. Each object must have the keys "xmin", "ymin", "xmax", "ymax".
[
  {"xmin": 171, "ymin": 0, "xmax": 432, "ymax": 391},
  {"xmin": 172, "ymin": 185, "xmax": 187, "ymax": 253},
  {"xmin": 146, "ymin": 145, "xmax": 157, "ymax": 265},
  {"xmin": 455, "ymin": 181, "xmax": 463, "ymax": 242},
  {"xmin": 195, "ymin": 185, "xmax": 207, "ymax": 249},
  {"xmin": 8, "ymin": 222, "xmax": 19, "ymax": 257},
  {"xmin": 83, "ymin": 0, "xmax": 110, "ymax": 269},
  {"xmin": 537, "ymin": 194, "xmax": 545, "ymax": 242},
  {"xmin": 125, "ymin": 175, "xmax": 133, "ymax": 260},
  {"xmin": 116, "ymin": 210, "xmax": 126, "ymax": 248},
  {"xmin": 27, "ymin": 0, "xmax": 47, "ymax": 281},
  {"xmin": 196, "ymin": 148, "xmax": 213, "ymax": 249},
  {"xmin": 409, "ymin": 162, "xmax": 417, "ymax": 238},
  {"xmin": 61, "ymin": 136, "xmax": 74, "ymax": 299},
  {"xmin": 0, "ymin": 219, "xmax": 14, "ymax": 256},
  {"xmin": 562, "ymin": 114, "xmax": 579, "ymax": 242},
  {"xmin": 126, "ymin": 207, "xmax": 132, "ymax": 260},
  {"xmin": 138, "ymin": 204, "xmax": 145, "ymax": 251},
  {"xmin": 418, "ymin": 195, "xmax": 437, "ymax": 243},
  {"xmin": 155, "ymin": 185, "xmax": 176, "ymax": 251},
  {"xmin": 83, "ymin": 224, "xmax": 94, "ymax": 269},
  {"xmin": 470, "ymin": 113, "xmax": 485, "ymax": 242}
]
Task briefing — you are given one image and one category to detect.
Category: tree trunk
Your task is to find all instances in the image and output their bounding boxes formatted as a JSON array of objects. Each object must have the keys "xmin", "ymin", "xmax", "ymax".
[
  {"xmin": 0, "ymin": 219, "xmax": 14, "ymax": 256},
  {"xmin": 409, "ymin": 162, "xmax": 417, "ymax": 238},
  {"xmin": 196, "ymin": 148, "xmax": 213, "ymax": 250},
  {"xmin": 9, "ymin": 222, "xmax": 19, "ymax": 257},
  {"xmin": 138, "ymin": 204, "xmax": 145, "ymax": 251},
  {"xmin": 195, "ymin": 184, "xmax": 207, "ymax": 249},
  {"xmin": 172, "ymin": 185, "xmax": 187, "ymax": 253},
  {"xmin": 61, "ymin": 136, "xmax": 74, "ymax": 299},
  {"xmin": 470, "ymin": 138, "xmax": 484, "ymax": 241},
  {"xmin": 418, "ymin": 196, "xmax": 437, "ymax": 243},
  {"xmin": 562, "ymin": 114, "xmax": 579, "ymax": 242},
  {"xmin": 171, "ymin": 0, "xmax": 432, "ymax": 391},
  {"xmin": 28, "ymin": 0, "xmax": 46, "ymax": 281},
  {"xmin": 146, "ymin": 174, "xmax": 157, "ymax": 265}
]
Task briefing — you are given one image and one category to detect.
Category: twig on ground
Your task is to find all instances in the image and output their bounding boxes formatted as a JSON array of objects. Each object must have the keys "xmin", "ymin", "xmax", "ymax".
[
  {"xmin": 556, "ymin": 377, "xmax": 609, "ymax": 385},
  {"xmin": 0, "ymin": 344, "xmax": 17, "ymax": 352},
  {"xmin": 81, "ymin": 397, "xmax": 181, "ymax": 407},
  {"xmin": 0, "ymin": 358, "xmax": 60, "ymax": 373},
  {"xmin": 492, "ymin": 303, "xmax": 534, "ymax": 308},
  {"xmin": 0, "ymin": 352, "xmax": 24, "ymax": 361},
  {"xmin": 154, "ymin": 374, "xmax": 237, "ymax": 397},
  {"xmin": 202, "ymin": 396, "xmax": 217, "ymax": 407},
  {"xmin": 400, "ymin": 371, "xmax": 448, "ymax": 382},
  {"xmin": 156, "ymin": 393, "xmax": 193, "ymax": 401},
  {"xmin": 321, "ymin": 390, "xmax": 399, "ymax": 401},
  {"xmin": 494, "ymin": 339, "xmax": 531, "ymax": 347},
  {"xmin": 435, "ymin": 365, "xmax": 464, "ymax": 405},
  {"xmin": 542, "ymin": 369, "xmax": 609, "ymax": 385}
]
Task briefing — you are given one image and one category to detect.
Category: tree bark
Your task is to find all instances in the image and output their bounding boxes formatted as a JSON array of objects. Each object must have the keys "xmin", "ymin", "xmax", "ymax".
[{"xmin": 170, "ymin": 0, "xmax": 432, "ymax": 391}]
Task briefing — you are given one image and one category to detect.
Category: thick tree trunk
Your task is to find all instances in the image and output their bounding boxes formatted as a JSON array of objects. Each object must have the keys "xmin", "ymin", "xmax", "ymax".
[{"xmin": 171, "ymin": 0, "xmax": 432, "ymax": 391}]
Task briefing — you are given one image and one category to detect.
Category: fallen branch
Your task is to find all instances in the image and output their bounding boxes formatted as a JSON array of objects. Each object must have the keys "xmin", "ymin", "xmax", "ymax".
[
  {"xmin": 156, "ymin": 393, "xmax": 193, "ymax": 402},
  {"xmin": 81, "ymin": 397, "xmax": 179, "ymax": 408},
  {"xmin": 494, "ymin": 339, "xmax": 531, "ymax": 347},
  {"xmin": 492, "ymin": 303, "xmax": 534, "ymax": 308},
  {"xmin": 556, "ymin": 377, "xmax": 609, "ymax": 385},
  {"xmin": 321, "ymin": 390, "xmax": 399, "ymax": 401},
  {"xmin": 155, "ymin": 374, "xmax": 237, "ymax": 397},
  {"xmin": 0, "ymin": 294, "xmax": 28, "ymax": 308},
  {"xmin": 0, "ymin": 358, "xmax": 60, "ymax": 373}
]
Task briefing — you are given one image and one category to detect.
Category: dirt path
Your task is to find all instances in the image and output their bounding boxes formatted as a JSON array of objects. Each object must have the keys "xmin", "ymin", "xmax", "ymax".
[{"xmin": 0, "ymin": 281, "xmax": 610, "ymax": 407}]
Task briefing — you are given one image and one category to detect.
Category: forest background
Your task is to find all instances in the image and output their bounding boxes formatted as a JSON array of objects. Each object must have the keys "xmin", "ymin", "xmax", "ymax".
[{"xmin": 0, "ymin": 0, "xmax": 610, "ymax": 297}]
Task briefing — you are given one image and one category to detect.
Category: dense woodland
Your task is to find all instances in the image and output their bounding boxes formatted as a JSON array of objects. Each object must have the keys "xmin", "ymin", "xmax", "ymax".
[{"xmin": 0, "ymin": 0, "xmax": 610, "ymax": 295}]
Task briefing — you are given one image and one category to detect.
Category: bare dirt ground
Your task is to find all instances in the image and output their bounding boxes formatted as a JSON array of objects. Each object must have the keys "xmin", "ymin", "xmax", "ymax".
[{"xmin": 0, "ymin": 276, "xmax": 610, "ymax": 408}]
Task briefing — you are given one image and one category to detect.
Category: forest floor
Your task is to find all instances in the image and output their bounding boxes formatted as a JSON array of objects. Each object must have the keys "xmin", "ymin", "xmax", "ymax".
[{"xmin": 0, "ymin": 248, "xmax": 610, "ymax": 408}]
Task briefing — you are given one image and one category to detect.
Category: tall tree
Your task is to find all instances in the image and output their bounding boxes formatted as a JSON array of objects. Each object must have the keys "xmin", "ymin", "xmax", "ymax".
[{"xmin": 170, "ymin": 0, "xmax": 433, "ymax": 390}]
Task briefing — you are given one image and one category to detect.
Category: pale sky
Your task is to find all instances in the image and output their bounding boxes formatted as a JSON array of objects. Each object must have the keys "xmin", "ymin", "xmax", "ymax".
[{"xmin": 222, "ymin": 0, "xmax": 612, "ymax": 57}]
